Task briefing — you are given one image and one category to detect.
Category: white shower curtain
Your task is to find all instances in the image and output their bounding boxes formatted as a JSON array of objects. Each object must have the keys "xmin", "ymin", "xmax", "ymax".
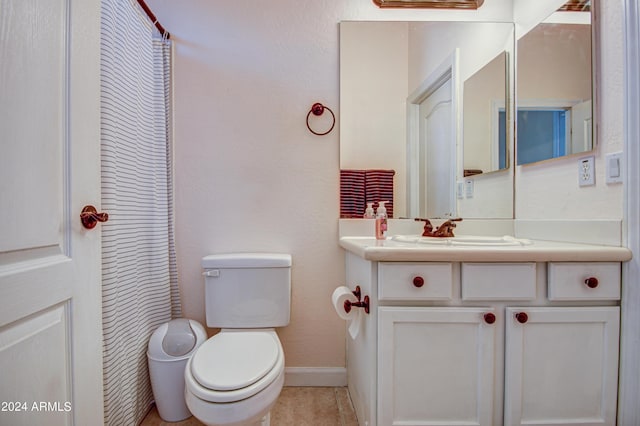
[{"xmin": 100, "ymin": 1, "xmax": 181, "ymax": 424}]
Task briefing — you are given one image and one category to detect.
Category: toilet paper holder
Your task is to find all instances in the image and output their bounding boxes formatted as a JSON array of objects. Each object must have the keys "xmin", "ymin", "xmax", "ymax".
[{"xmin": 344, "ymin": 285, "xmax": 370, "ymax": 314}]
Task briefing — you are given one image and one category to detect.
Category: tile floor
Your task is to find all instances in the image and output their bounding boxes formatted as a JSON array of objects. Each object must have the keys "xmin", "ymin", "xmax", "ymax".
[{"xmin": 141, "ymin": 387, "xmax": 359, "ymax": 426}]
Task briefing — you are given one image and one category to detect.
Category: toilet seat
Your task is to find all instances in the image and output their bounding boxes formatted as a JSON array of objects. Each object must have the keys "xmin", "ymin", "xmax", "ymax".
[
  {"xmin": 192, "ymin": 331, "xmax": 279, "ymax": 391},
  {"xmin": 185, "ymin": 330, "xmax": 284, "ymax": 403}
]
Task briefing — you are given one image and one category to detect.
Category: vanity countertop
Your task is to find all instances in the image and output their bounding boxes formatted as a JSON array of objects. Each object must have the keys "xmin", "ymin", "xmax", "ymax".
[{"xmin": 339, "ymin": 236, "xmax": 633, "ymax": 262}]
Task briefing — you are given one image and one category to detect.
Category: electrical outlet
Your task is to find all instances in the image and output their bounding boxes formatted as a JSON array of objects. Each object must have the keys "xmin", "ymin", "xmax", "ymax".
[{"xmin": 579, "ymin": 156, "xmax": 595, "ymax": 187}]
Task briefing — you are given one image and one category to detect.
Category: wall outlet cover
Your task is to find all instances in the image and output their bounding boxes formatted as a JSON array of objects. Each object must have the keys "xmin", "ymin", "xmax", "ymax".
[
  {"xmin": 465, "ymin": 179, "xmax": 474, "ymax": 198},
  {"xmin": 579, "ymin": 156, "xmax": 595, "ymax": 187}
]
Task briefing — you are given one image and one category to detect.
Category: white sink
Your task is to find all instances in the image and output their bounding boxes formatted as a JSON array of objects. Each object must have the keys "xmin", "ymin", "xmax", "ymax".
[{"xmin": 390, "ymin": 235, "xmax": 532, "ymax": 246}]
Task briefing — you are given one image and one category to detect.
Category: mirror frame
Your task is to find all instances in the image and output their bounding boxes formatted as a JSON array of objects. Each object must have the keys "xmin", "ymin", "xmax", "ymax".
[{"xmin": 373, "ymin": 0, "xmax": 484, "ymax": 9}]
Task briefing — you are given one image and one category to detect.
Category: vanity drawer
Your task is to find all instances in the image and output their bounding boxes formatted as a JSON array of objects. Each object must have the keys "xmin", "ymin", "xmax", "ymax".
[
  {"xmin": 378, "ymin": 263, "xmax": 453, "ymax": 301},
  {"xmin": 548, "ymin": 262, "xmax": 621, "ymax": 301},
  {"xmin": 461, "ymin": 263, "xmax": 536, "ymax": 300}
]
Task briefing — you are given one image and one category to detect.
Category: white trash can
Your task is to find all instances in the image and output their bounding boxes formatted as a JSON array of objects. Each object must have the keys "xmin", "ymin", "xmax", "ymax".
[{"xmin": 147, "ymin": 318, "xmax": 207, "ymax": 422}]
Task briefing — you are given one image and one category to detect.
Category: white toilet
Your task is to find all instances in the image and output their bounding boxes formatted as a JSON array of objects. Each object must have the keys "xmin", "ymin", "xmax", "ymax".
[{"xmin": 184, "ymin": 253, "xmax": 291, "ymax": 426}]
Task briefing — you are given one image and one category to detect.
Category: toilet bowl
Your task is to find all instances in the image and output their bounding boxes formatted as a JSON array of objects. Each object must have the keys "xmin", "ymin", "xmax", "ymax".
[
  {"xmin": 188, "ymin": 253, "xmax": 291, "ymax": 426},
  {"xmin": 184, "ymin": 330, "xmax": 284, "ymax": 426}
]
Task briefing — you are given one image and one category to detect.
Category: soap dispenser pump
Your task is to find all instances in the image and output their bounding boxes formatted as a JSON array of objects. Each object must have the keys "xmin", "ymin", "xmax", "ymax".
[
  {"xmin": 363, "ymin": 203, "xmax": 375, "ymax": 219},
  {"xmin": 375, "ymin": 201, "xmax": 388, "ymax": 240}
]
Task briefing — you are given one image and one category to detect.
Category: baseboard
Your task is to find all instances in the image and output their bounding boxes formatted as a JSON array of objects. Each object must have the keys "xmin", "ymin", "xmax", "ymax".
[{"xmin": 283, "ymin": 367, "xmax": 347, "ymax": 387}]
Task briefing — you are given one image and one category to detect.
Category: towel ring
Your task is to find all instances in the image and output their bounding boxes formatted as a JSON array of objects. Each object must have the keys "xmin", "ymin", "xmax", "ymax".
[{"xmin": 306, "ymin": 103, "xmax": 335, "ymax": 136}]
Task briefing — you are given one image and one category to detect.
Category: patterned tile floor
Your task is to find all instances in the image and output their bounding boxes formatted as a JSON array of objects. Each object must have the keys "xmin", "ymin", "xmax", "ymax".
[{"xmin": 141, "ymin": 387, "xmax": 359, "ymax": 426}]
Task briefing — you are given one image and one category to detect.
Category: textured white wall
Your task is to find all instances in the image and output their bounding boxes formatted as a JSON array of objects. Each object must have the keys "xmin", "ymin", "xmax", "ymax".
[
  {"xmin": 146, "ymin": 0, "xmax": 512, "ymax": 369},
  {"xmin": 144, "ymin": 0, "xmax": 621, "ymax": 370}
]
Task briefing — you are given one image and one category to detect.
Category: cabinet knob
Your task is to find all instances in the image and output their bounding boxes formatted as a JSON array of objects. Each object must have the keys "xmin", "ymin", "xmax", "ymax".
[
  {"xmin": 515, "ymin": 312, "xmax": 528, "ymax": 324},
  {"xmin": 484, "ymin": 313, "xmax": 496, "ymax": 324},
  {"xmin": 585, "ymin": 277, "xmax": 599, "ymax": 288},
  {"xmin": 412, "ymin": 276, "xmax": 425, "ymax": 288}
]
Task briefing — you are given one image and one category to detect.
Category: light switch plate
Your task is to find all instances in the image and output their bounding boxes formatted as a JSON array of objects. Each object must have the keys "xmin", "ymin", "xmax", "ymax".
[
  {"xmin": 457, "ymin": 181, "xmax": 464, "ymax": 199},
  {"xmin": 605, "ymin": 152, "xmax": 623, "ymax": 184}
]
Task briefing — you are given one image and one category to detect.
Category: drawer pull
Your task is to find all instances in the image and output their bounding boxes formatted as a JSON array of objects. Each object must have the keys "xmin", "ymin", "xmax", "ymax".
[
  {"xmin": 515, "ymin": 312, "xmax": 528, "ymax": 324},
  {"xmin": 483, "ymin": 313, "xmax": 496, "ymax": 324},
  {"xmin": 585, "ymin": 277, "xmax": 599, "ymax": 288},
  {"xmin": 413, "ymin": 276, "xmax": 425, "ymax": 288}
]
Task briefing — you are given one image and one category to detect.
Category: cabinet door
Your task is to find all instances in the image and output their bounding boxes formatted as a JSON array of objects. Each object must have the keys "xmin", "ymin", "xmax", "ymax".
[
  {"xmin": 504, "ymin": 307, "xmax": 619, "ymax": 426},
  {"xmin": 378, "ymin": 307, "xmax": 497, "ymax": 426}
]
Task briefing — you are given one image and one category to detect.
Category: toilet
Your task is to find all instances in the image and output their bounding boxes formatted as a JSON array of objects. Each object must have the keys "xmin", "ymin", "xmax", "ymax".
[{"xmin": 184, "ymin": 253, "xmax": 291, "ymax": 426}]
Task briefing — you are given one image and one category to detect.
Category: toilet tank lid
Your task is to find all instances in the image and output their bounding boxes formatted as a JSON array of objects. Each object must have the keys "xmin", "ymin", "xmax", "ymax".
[{"xmin": 202, "ymin": 253, "xmax": 291, "ymax": 269}]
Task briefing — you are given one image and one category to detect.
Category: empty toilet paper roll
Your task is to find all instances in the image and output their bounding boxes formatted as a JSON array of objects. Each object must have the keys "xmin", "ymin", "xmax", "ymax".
[{"xmin": 331, "ymin": 286, "xmax": 362, "ymax": 339}]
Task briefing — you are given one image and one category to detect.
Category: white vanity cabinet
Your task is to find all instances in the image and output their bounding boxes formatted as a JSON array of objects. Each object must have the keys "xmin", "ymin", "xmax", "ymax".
[
  {"xmin": 503, "ymin": 262, "xmax": 621, "ymax": 426},
  {"xmin": 344, "ymin": 252, "xmax": 622, "ymax": 426},
  {"xmin": 503, "ymin": 306, "xmax": 619, "ymax": 426},
  {"xmin": 378, "ymin": 306, "xmax": 497, "ymax": 426}
]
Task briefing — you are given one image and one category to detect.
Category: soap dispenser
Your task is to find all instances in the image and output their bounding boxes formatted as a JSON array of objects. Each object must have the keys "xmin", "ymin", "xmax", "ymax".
[
  {"xmin": 363, "ymin": 203, "xmax": 375, "ymax": 219},
  {"xmin": 375, "ymin": 201, "xmax": 388, "ymax": 240}
]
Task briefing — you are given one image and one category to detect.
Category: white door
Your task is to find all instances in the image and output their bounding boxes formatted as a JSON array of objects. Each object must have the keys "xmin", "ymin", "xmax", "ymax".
[
  {"xmin": 504, "ymin": 307, "xmax": 619, "ymax": 426},
  {"xmin": 0, "ymin": 1, "xmax": 103, "ymax": 425},
  {"xmin": 419, "ymin": 79, "xmax": 456, "ymax": 218},
  {"xmin": 378, "ymin": 307, "xmax": 496, "ymax": 426}
]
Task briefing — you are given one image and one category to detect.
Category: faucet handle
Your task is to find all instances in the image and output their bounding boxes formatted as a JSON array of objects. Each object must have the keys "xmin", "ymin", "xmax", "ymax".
[
  {"xmin": 433, "ymin": 217, "xmax": 463, "ymax": 237},
  {"xmin": 414, "ymin": 218, "xmax": 434, "ymax": 237}
]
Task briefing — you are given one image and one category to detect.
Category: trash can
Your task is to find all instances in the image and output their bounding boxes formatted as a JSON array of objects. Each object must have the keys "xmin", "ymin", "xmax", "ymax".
[{"xmin": 148, "ymin": 318, "xmax": 207, "ymax": 422}]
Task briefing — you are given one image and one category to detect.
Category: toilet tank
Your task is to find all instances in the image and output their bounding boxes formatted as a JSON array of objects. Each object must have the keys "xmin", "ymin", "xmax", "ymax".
[{"xmin": 201, "ymin": 253, "xmax": 291, "ymax": 328}]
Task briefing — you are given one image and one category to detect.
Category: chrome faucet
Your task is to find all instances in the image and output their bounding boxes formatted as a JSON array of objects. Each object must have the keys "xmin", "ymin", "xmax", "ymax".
[{"xmin": 414, "ymin": 217, "xmax": 463, "ymax": 238}]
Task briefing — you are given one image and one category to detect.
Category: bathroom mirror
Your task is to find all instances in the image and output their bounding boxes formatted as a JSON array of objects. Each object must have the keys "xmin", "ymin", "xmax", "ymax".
[
  {"xmin": 340, "ymin": 21, "xmax": 514, "ymax": 219},
  {"xmin": 462, "ymin": 50, "xmax": 509, "ymax": 177},
  {"xmin": 516, "ymin": 3, "xmax": 593, "ymax": 165}
]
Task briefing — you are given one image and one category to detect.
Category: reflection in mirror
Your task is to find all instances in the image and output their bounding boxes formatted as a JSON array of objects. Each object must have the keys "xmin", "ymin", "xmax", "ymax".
[
  {"xmin": 340, "ymin": 21, "xmax": 515, "ymax": 220},
  {"xmin": 462, "ymin": 51, "xmax": 508, "ymax": 176},
  {"xmin": 517, "ymin": 11, "xmax": 593, "ymax": 165}
]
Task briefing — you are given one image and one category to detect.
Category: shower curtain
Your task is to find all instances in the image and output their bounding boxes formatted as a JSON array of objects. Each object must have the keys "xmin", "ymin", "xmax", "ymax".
[{"xmin": 100, "ymin": 1, "xmax": 181, "ymax": 424}]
